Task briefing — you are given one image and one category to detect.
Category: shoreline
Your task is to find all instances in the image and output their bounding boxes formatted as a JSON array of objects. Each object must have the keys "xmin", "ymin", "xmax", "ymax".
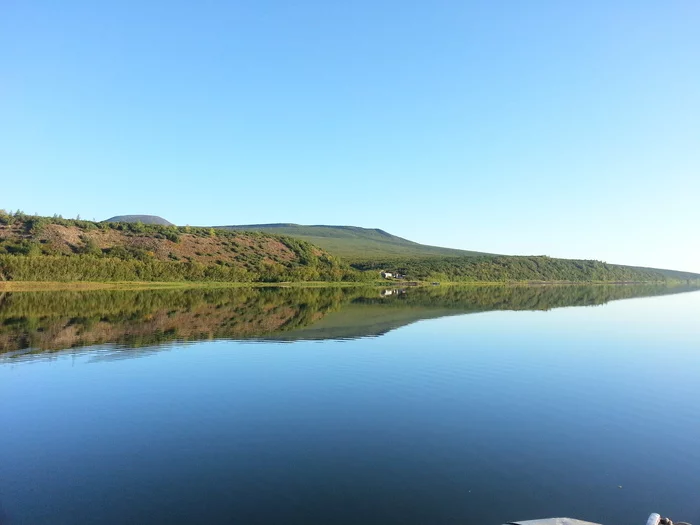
[{"xmin": 0, "ymin": 279, "xmax": 687, "ymax": 292}]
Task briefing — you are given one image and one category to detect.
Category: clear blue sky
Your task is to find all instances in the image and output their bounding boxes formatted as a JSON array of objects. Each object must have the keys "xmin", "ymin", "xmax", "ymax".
[{"xmin": 2, "ymin": 1, "xmax": 698, "ymax": 271}]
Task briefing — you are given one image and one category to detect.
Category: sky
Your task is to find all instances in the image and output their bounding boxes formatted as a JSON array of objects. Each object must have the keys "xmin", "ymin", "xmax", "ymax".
[{"xmin": 1, "ymin": 1, "xmax": 698, "ymax": 272}]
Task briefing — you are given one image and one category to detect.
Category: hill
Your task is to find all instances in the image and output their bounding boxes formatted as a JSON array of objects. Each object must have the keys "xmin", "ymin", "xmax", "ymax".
[
  {"xmin": 0, "ymin": 213, "xmax": 352, "ymax": 282},
  {"xmin": 1, "ymin": 212, "xmax": 698, "ymax": 284},
  {"xmin": 217, "ymin": 223, "xmax": 493, "ymax": 260},
  {"xmin": 104, "ymin": 215, "xmax": 174, "ymax": 226},
  {"xmin": 216, "ymin": 223, "xmax": 700, "ymax": 283}
]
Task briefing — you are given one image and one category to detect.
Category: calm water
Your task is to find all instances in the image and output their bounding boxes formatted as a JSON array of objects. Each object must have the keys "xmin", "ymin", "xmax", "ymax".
[{"xmin": 0, "ymin": 285, "xmax": 699, "ymax": 525}]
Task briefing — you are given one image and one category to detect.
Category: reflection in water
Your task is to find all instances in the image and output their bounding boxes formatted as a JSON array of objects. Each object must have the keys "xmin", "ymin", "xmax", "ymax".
[
  {"xmin": 0, "ymin": 283, "xmax": 698, "ymax": 360},
  {"xmin": 1, "ymin": 285, "xmax": 700, "ymax": 525}
]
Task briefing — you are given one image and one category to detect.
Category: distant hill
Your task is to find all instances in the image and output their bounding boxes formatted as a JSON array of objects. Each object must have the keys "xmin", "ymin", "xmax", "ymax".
[
  {"xmin": 104, "ymin": 215, "xmax": 174, "ymax": 226},
  {"xmin": 628, "ymin": 265, "xmax": 700, "ymax": 281},
  {"xmin": 217, "ymin": 223, "xmax": 493, "ymax": 260}
]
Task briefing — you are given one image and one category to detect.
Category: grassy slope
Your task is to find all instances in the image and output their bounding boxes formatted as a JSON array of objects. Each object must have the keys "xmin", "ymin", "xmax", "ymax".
[{"xmin": 217, "ymin": 223, "xmax": 493, "ymax": 259}]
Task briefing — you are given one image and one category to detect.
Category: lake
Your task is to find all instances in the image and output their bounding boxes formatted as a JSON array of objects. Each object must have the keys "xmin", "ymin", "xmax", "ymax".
[{"xmin": 0, "ymin": 284, "xmax": 699, "ymax": 525}]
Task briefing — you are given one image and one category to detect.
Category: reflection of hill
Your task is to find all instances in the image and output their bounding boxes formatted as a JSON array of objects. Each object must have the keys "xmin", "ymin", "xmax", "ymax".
[
  {"xmin": 266, "ymin": 304, "xmax": 463, "ymax": 341},
  {"xmin": 268, "ymin": 284, "xmax": 700, "ymax": 341},
  {"xmin": 1, "ymin": 284, "xmax": 698, "ymax": 359},
  {"xmin": 0, "ymin": 288, "xmax": 349, "ymax": 356}
]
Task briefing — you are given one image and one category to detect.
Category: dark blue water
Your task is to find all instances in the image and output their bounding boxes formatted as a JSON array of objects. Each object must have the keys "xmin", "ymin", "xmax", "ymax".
[{"xmin": 0, "ymin": 287, "xmax": 699, "ymax": 525}]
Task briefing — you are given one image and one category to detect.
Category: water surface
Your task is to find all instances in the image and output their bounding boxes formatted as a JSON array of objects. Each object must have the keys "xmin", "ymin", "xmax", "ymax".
[{"xmin": 1, "ymin": 285, "xmax": 699, "ymax": 525}]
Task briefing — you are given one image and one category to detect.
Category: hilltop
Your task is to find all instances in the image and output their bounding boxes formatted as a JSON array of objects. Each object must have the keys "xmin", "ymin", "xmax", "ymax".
[
  {"xmin": 104, "ymin": 215, "xmax": 174, "ymax": 226},
  {"xmin": 217, "ymin": 223, "xmax": 492, "ymax": 260}
]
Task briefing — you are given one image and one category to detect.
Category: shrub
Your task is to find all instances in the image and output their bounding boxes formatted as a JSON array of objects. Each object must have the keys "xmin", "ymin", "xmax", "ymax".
[
  {"xmin": 164, "ymin": 230, "xmax": 180, "ymax": 243},
  {"xmin": 78, "ymin": 236, "xmax": 102, "ymax": 257}
]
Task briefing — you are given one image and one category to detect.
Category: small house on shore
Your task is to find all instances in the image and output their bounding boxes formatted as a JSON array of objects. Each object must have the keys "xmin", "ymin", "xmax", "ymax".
[{"xmin": 381, "ymin": 271, "xmax": 407, "ymax": 279}]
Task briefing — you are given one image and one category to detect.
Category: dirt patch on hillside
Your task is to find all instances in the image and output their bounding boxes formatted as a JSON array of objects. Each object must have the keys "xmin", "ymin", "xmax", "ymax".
[{"xmin": 1, "ymin": 224, "xmax": 303, "ymax": 269}]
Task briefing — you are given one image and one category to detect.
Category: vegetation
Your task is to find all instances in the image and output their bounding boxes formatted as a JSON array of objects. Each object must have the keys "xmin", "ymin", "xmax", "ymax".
[
  {"xmin": 1, "ymin": 211, "xmax": 698, "ymax": 284},
  {"xmin": 215, "ymin": 222, "xmax": 700, "ymax": 283},
  {"xmin": 0, "ymin": 211, "xmax": 362, "ymax": 283},
  {"xmin": 352, "ymin": 256, "xmax": 700, "ymax": 283}
]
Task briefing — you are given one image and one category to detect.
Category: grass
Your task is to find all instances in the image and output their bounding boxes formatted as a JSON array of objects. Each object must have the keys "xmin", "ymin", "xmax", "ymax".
[{"xmin": 216, "ymin": 224, "xmax": 494, "ymax": 260}]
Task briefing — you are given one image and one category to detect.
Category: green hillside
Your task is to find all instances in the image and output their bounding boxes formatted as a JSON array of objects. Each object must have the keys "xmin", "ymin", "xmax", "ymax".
[
  {"xmin": 218, "ymin": 223, "xmax": 493, "ymax": 260},
  {"xmin": 216, "ymin": 223, "xmax": 700, "ymax": 283},
  {"xmin": 353, "ymin": 256, "xmax": 700, "ymax": 283}
]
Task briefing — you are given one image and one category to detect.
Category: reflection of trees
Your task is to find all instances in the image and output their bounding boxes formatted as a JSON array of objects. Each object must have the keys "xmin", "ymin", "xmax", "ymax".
[
  {"xmin": 0, "ymin": 288, "xmax": 350, "ymax": 355},
  {"xmin": 0, "ymin": 284, "xmax": 696, "ymax": 356},
  {"xmin": 353, "ymin": 284, "xmax": 696, "ymax": 312}
]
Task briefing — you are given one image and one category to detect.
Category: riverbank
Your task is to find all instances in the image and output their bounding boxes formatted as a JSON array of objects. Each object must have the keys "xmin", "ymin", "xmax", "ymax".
[{"xmin": 1, "ymin": 279, "xmax": 693, "ymax": 292}]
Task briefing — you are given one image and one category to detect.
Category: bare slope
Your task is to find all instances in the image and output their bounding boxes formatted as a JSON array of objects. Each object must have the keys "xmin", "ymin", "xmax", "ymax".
[{"xmin": 218, "ymin": 223, "xmax": 493, "ymax": 260}]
